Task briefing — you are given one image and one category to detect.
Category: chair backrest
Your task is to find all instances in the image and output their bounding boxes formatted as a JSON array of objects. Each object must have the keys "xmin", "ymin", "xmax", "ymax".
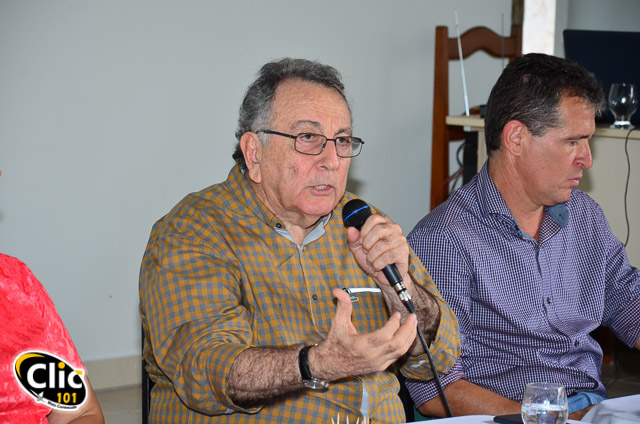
[
  {"xmin": 141, "ymin": 325, "xmax": 154, "ymax": 424},
  {"xmin": 430, "ymin": 24, "xmax": 522, "ymax": 210}
]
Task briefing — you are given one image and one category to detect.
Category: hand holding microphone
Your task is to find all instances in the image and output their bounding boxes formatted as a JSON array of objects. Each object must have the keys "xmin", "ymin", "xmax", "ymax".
[
  {"xmin": 342, "ymin": 199, "xmax": 415, "ymax": 313},
  {"xmin": 343, "ymin": 199, "xmax": 453, "ymax": 417},
  {"xmin": 304, "ymin": 199, "xmax": 423, "ymax": 383}
]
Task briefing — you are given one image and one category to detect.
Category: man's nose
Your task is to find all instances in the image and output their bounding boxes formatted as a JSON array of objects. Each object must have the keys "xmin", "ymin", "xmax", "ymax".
[
  {"xmin": 577, "ymin": 140, "xmax": 593, "ymax": 169},
  {"xmin": 318, "ymin": 139, "xmax": 341, "ymax": 168}
]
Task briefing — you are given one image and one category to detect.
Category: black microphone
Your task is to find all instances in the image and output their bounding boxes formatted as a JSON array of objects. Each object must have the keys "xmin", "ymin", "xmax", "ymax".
[{"xmin": 342, "ymin": 199, "xmax": 415, "ymax": 313}]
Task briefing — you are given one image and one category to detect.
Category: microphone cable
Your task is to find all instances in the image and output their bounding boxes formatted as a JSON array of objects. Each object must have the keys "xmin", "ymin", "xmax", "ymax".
[
  {"xmin": 401, "ymin": 298, "xmax": 454, "ymax": 418},
  {"xmin": 622, "ymin": 127, "xmax": 638, "ymax": 247}
]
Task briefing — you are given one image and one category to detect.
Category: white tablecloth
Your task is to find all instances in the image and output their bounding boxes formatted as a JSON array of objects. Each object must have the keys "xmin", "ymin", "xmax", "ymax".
[
  {"xmin": 582, "ymin": 394, "xmax": 640, "ymax": 423},
  {"xmin": 416, "ymin": 416, "xmax": 495, "ymax": 424},
  {"xmin": 401, "ymin": 396, "xmax": 640, "ymax": 424},
  {"xmin": 418, "ymin": 415, "xmax": 582, "ymax": 424}
]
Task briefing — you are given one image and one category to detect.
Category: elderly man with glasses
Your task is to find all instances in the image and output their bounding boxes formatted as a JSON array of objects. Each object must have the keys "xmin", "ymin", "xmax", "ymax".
[{"xmin": 139, "ymin": 58, "xmax": 459, "ymax": 424}]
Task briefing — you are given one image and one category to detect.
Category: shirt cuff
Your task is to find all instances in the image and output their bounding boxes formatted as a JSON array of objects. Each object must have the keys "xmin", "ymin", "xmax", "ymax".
[
  {"xmin": 205, "ymin": 343, "xmax": 262, "ymax": 414},
  {"xmin": 405, "ymin": 359, "xmax": 465, "ymax": 408},
  {"xmin": 401, "ymin": 261, "xmax": 461, "ymax": 380}
]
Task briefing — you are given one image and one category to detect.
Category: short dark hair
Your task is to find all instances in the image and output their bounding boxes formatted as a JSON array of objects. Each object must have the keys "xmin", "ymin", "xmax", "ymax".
[
  {"xmin": 232, "ymin": 58, "xmax": 350, "ymax": 168},
  {"xmin": 484, "ymin": 53, "xmax": 605, "ymax": 156}
]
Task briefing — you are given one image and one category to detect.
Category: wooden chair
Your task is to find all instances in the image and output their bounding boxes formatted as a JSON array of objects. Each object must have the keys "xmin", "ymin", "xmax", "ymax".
[
  {"xmin": 430, "ymin": 24, "xmax": 522, "ymax": 210},
  {"xmin": 141, "ymin": 325, "xmax": 154, "ymax": 424}
]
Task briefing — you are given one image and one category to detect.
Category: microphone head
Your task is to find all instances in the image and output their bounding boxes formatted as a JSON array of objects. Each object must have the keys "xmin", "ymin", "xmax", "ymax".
[{"xmin": 342, "ymin": 199, "xmax": 372, "ymax": 230}]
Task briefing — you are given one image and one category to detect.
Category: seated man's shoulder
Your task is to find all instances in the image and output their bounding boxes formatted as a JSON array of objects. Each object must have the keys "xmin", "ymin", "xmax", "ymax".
[
  {"xmin": 568, "ymin": 189, "xmax": 599, "ymax": 206},
  {"xmin": 163, "ymin": 176, "xmax": 248, "ymax": 223},
  {"xmin": 567, "ymin": 189, "xmax": 606, "ymax": 219},
  {"xmin": 176, "ymin": 183, "xmax": 226, "ymax": 211},
  {"xmin": 146, "ymin": 180, "xmax": 252, "ymax": 247},
  {"xmin": 411, "ymin": 187, "xmax": 481, "ymax": 237}
]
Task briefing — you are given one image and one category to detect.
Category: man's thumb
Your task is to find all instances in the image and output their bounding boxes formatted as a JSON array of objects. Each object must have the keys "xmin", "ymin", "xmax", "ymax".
[{"xmin": 332, "ymin": 288, "xmax": 353, "ymax": 322}]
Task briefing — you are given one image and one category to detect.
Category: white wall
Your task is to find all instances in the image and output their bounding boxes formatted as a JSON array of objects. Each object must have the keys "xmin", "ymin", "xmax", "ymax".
[
  {"xmin": 0, "ymin": 0, "xmax": 513, "ymax": 364},
  {"xmin": 3, "ymin": 0, "xmax": 639, "ymax": 379}
]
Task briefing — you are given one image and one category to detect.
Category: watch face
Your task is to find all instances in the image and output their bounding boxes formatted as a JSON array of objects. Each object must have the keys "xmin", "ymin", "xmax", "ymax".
[{"xmin": 303, "ymin": 377, "xmax": 329, "ymax": 391}]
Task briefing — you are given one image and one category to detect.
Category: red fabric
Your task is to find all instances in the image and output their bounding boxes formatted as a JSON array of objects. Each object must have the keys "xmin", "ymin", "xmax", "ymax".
[{"xmin": 0, "ymin": 254, "xmax": 84, "ymax": 424}]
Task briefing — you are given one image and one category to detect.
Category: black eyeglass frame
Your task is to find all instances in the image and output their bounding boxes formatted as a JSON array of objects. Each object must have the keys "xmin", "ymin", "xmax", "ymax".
[{"xmin": 255, "ymin": 129, "xmax": 364, "ymax": 158}]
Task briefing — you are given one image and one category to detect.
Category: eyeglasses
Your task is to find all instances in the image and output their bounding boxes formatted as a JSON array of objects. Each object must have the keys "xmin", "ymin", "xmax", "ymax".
[{"xmin": 255, "ymin": 129, "xmax": 364, "ymax": 158}]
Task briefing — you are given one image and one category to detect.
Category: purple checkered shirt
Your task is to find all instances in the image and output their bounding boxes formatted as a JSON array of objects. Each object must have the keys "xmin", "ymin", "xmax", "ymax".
[{"xmin": 406, "ymin": 163, "xmax": 640, "ymax": 407}]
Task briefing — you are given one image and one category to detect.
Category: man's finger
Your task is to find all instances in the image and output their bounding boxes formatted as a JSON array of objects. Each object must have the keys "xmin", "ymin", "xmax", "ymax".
[
  {"xmin": 360, "ymin": 312, "xmax": 417, "ymax": 368},
  {"xmin": 332, "ymin": 287, "xmax": 354, "ymax": 324},
  {"xmin": 367, "ymin": 311, "xmax": 404, "ymax": 344},
  {"xmin": 394, "ymin": 313, "xmax": 418, "ymax": 350}
]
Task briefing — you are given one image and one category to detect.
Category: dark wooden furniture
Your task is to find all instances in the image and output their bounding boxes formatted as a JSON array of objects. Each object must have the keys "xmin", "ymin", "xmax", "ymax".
[{"xmin": 430, "ymin": 24, "xmax": 522, "ymax": 210}]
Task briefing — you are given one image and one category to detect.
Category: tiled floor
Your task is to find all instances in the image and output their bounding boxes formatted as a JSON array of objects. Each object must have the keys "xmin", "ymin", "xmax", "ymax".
[
  {"xmin": 96, "ymin": 345, "xmax": 640, "ymax": 424},
  {"xmin": 95, "ymin": 385, "xmax": 142, "ymax": 424}
]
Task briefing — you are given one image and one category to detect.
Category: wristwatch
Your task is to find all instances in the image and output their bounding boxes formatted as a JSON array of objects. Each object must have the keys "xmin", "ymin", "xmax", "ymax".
[{"xmin": 298, "ymin": 344, "xmax": 329, "ymax": 390}]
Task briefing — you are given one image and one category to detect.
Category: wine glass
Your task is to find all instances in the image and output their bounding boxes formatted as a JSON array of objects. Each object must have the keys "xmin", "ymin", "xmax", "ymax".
[
  {"xmin": 608, "ymin": 83, "xmax": 638, "ymax": 129},
  {"xmin": 521, "ymin": 382, "xmax": 568, "ymax": 424}
]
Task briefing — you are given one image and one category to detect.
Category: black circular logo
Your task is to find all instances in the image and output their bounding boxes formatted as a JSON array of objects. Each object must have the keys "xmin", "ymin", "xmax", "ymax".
[{"xmin": 14, "ymin": 351, "xmax": 87, "ymax": 410}]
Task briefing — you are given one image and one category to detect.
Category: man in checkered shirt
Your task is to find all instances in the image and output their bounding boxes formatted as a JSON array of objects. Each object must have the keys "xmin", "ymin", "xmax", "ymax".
[{"xmin": 139, "ymin": 58, "xmax": 460, "ymax": 424}]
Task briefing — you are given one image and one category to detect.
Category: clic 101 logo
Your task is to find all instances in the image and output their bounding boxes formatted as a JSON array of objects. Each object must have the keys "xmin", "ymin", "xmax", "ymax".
[{"xmin": 14, "ymin": 351, "xmax": 87, "ymax": 410}]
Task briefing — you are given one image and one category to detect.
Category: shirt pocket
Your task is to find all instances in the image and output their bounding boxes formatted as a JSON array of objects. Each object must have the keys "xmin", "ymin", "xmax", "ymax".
[{"xmin": 348, "ymin": 288, "xmax": 388, "ymax": 333}]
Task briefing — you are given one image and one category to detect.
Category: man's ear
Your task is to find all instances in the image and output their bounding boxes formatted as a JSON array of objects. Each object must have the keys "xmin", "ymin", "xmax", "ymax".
[
  {"xmin": 502, "ymin": 120, "xmax": 528, "ymax": 157},
  {"xmin": 240, "ymin": 132, "xmax": 262, "ymax": 183}
]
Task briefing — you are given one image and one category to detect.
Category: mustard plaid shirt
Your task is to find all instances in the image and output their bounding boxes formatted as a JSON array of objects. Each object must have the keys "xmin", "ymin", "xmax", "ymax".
[{"xmin": 139, "ymin": 165, "xmax": 459, "ymax": 424}]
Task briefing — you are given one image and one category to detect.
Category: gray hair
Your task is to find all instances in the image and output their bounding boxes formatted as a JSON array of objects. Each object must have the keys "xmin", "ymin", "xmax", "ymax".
[{"xmin": 233, "ymin": 58, "xmax": 350, "ymax": 168}]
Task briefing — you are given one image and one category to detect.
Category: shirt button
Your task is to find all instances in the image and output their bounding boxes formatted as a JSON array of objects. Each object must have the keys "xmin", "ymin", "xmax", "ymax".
[
  {"xmin": 574, "ymin": 340, "xmax": 579, "ymax": 347},
  {"xmin": 546, "ymin": 297, "xmax": 552, "ymax": 305},
  {"xmin": 312, "ymin": 294, "xmax": 318, "ymax": 301}
]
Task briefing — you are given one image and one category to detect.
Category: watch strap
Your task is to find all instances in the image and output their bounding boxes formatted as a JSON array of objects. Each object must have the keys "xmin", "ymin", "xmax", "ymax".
[
  {"xmin": 298, "ymin": 344, "xmax": 329, "ymax": 390},
  {"xmin": 298, "ymin": 345, "xmax": 314, "ymax": 381}
]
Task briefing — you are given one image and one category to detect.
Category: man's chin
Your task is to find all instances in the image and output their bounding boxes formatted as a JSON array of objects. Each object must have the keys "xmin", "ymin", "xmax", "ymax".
[
  {"xmin": 301, "ymin": 203, "xmax": 337, "ymax": 220},
  {"xmin": 551, "ymin": 190, "xmax": 573, "ymax": 205},
  {"xmin": 304, "ymin": 195, "xmax": 341, "ymax": 212}
]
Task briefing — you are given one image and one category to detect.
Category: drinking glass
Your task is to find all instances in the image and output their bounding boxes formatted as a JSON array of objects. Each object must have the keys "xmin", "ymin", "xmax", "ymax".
[
  {"xmin": 608, "ymin": 83, "xmax": 638, "ymax": 129},
  {"xmin": 521, "ymin": 382, "xmax": 568, "ymax": 424}
]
